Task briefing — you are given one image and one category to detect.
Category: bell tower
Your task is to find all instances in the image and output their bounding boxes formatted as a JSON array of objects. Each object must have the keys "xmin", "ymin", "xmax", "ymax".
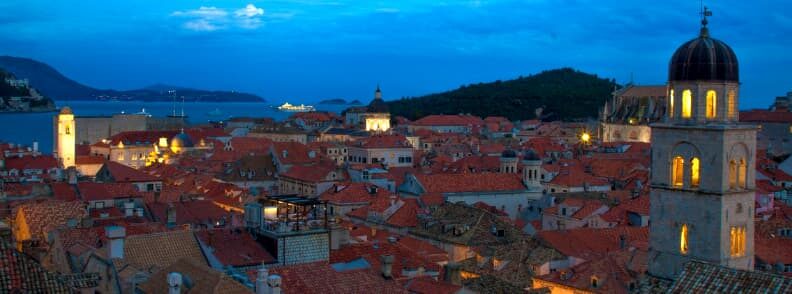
[
  {"xmin": 57, "ymin": 106, "xmax": 76, "ymax": 168},
  {"xmin": 648, "ymin": 8, "xmax": 756, "ymax": 279}
]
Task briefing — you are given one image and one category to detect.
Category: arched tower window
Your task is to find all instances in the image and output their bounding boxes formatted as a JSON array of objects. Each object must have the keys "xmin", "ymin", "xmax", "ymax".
[
  {"xmin": 728, "ymin": 90, "xmax": 736, "ymax": 119},
  {"xmin": 682, "ymin": 90, "xmax": 692, "ymax": 118},
  {"xmin": 672, "ymin": 156, "xmax": 685, "ymax": 187},
  {"xmin": 738, "ymin": 159, "xmax": 747, "ymax": 188},
  {"xmin": 690, "ymin": 157, "xmax": 700, "ymax": 187},
  {"xmin": 729, "ymin": 160, "xmax": 737, "ymax": 189},
  {"xmin": 706, "ymin": 90, "xmax": 717, "ymax": 119},
  {"xmin": 669, "ymin": 89, "xmax": 675, "ymax": 118},
  {"xmin": 730, "ymin": 226, "xmax": 746, "ymax": 257},
  {"xmin": 680, "ymin": 224, "xmax": 689, "ymax": 254}
]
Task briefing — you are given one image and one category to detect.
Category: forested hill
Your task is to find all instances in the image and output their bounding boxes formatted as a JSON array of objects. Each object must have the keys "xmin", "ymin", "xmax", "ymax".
[{"xmin": 387, "ymin": 68, "xmax": 618, "ymax": 121}]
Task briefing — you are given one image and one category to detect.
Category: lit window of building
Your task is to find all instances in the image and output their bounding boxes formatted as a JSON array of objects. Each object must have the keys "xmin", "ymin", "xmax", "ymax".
[
  {"xmin": 682, "ymin": 90, "xmax": 693, "ymax": 118},
  {"xmin": 738, "ymin": 159, "xmax": 747, "ymax": 188},
  {"xmin": 669, "ymin": 89, "xmax": 675, "ymax": 118},
  {"xmin": 729, "ymin": 160, "xmax": 737, "ymax": 189},
  {"xmin": 706, "ymin": 90, "xmax": 717, "ymax": 119},
  {"xmin": 728, "ymin": 90, "xmax": 736, "ymax": 119},
  {"xmin": 730, "ymin": 226, "xmax": 746, "ymax": 257},
  {"xmin": 690, "ymin": 157, "xmax": 700, "ymax": 187},
  {"xmin": 680, "ymin": 224, "xmax": 689, "ymax": 254},
  {"xmin": 672, "ymin": 156, "xmax": 685, "ymax": 187}
]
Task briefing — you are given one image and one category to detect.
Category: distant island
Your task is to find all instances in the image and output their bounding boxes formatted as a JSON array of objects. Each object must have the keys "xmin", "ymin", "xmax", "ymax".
[
  {"xmin": 0, "ymin": 56, "xmax": 265, "ymax": 103},
  {"xmin": 0, "ymin": 69, "xmax": 55, "ymax": 113},
  {"xmin": 386, "ymin": 68, "xmax": 618, "ymax": 121},
  {"xmin": 318, "ymin": 98, "xmax": 364, "ymax": 105}
]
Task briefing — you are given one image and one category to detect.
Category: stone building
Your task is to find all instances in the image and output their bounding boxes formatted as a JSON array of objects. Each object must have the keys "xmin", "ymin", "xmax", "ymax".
[
  {"xmin": 600, "ymin": 85, "xmax": 667, "ymax": 143},
  {"xmin": 648, "ymin": 15, "xmax": 757, "ymax": 279},
  {"xmin": 344, "ymin": 85, "xmax": 391, "ymax": 132}
]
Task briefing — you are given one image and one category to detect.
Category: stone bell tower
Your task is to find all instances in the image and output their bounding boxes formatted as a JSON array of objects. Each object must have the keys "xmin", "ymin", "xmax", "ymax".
[
  {"xmin": 56, "ymin": 106, "xmax": 76, "ymax": 168},
  {"xmin": 648, "ymin": 8, "xmax": 756, "ymax": 280}
]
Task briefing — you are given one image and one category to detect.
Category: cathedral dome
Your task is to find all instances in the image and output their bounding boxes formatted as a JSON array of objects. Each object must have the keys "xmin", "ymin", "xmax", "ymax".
[
  {"xmin": 523, "ymin": 149, "xmax": 540, "ymax": 161},
  {"xmin": 170, "ymin": 133, "xmax": 194, "ymax": 148},
  {"xmin": 501, "ymin": 149, "xmax": 517, "ymax": 158},
  {"xmin": 669, "ymin": 24, "xmax": 738, "ymax": 82},
  {"xmin": 60, "ymin": 106, "xmax": 73, "ymax": 115}
]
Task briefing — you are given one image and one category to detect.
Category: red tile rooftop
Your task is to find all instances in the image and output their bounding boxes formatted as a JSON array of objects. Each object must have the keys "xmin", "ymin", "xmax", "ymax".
[
  {"xmin": 415, "ymin": 173, "xmax": 525, "ymax": 193},
  {"xmin": 100, "ymin": 161, "xmax": 160, "ymax": 182},
  {"xmin": 195, "ymin": 228, "xmax": 275, "ymax": 267}
]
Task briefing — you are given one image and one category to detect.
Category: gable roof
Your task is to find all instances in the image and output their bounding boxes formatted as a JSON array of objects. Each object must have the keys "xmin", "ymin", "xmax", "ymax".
[
  {"xmin": 137, "ymin": 258, "xmax": 251, "ymax": 294},
  {"xmin": 99, "ymin": 161, "xmax": 160, "ymax": 182},
  {"xmin": 264, "ymin": 261, "xmax": 406, "ymax": 294},
  {"xmin": 413, "ymin": 173, "xmax": 526, "ymax": 194},
  {"xmin": 0, "ymin": 241, "xmax": 72, "ymax": 293},
  {"xmin": 16, "ymin": 200, "xmax": 87, "ymax": 241},
  {"xmin": 116, "ymin": 230, "xmax": 207, "ymax": 273}
]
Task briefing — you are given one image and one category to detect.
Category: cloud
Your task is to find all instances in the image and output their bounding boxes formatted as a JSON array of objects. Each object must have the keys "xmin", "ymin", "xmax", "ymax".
[
  {"xmin": 236, "ymin": 4, "xmax": 264, "ymax": 18},
  {"xmin": 172, "ymin": 4, "xmax": 266, "ymax": 31}
]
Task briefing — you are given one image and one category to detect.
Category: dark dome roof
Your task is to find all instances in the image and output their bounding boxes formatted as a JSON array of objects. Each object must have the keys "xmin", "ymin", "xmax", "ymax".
[
  {"xmin": 523, "ymin": 149, "xmax": 540, "ymax": 161},
  {"xmin": 501, "ymin": 149, "xmax": 517, "ymax": 158},
  {"xmin": 171, "ymin": 133, "xmax": 194, "ymax": 148},
  {"xmin": 367, "ymin": 98, "xmax": 389, "ymax": 113},
  {"xmin": 669, "ymin": 28, "xmax": 738, "ymax": 82}
]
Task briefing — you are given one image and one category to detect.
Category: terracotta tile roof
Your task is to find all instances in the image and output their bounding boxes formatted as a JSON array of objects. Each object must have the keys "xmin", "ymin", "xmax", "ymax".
[
  {"xmin": 537, "ymin": 226, "xmax": 649, "ymax": 259},
  {"xmin": 195, "ymin": 229, "xmax": 275, "ymax": 267},
  {"xmin": 755, "ymin": 210, "xmax": 792, "ymax": 265},
  {"xmin": 16, "ymin": 200, "xmax": 87, "ymax": 241},
  {"xmin": 148, "ymin": 200, "xmax": 234, "ymax": 226},
  {"xmin": 0, "ymin": 240, "xmax": 72, "ymax": 293},
  {"xmin": 320, "ymin": 182, "xmax": 390, "ymax": 205},
  {"xmin": 272, "ymin": 141, "xmax": 321, "ymax": 165},
  {"xmin": 534, "ymin": 249, "xmax": 647, "ymax": 294},
  {"xmin": 410, "ymin": 202, "xmax": 526, "ymax": 247},
  {"xmin": 614, "ymin": 85, "xmax": 667, "ymax": 98},
  {"xmin": 617, "ymin": 195, "xmax": 649, "ymax": 216},
  {"xmin": 668, "ymin": 261, "xmax": 792, "ymax": 293},
  {"xmin": 740, "ymin": 109, "xmax": 792, "ymax": 123},
  {"xmin": 280, "ymin": 163, "xmax": 340, "ymax": 183},
  {"xmin": 330, "ymin": 241, "xmax": 440, "ymax": 281},
  {"xmin": 75, "ymin": 155, "xmax": 106, "ymax": 165},
  {"xmin": 347, "ymin": 196, "xmax": 421, "ymax": 228},
  {"xmin": 77, "ymin": 182, "xmax": 142, "ymax": 201},
  {"xmin": 351, "ymin": 134, "xmax": 412, "ymax": 149},
  {"xmin": 405, "ymin": 276, "xmax": 461, "ymax": 294},
  {"xmin": 263, "ymin": 261, "xmax": 407, "ymax": 294},
  {"xmin": 412, "ymin": 114, "xmax": 484, "ymax": 127},
  {"xmin": 106, "ymin": 130, "xmax": 179, "ymax": 146},
  {"xmin": 118, "ymin": 230, "xmax": 207, "ymax": 272},
  {"xmin": 446, "ymin": 155, "xmax": 501, "ymax": 173},
  {"xmin": 414, "ymin": 173, "xmax": 525, "ymax": 193},
  {"xmin": 3, "ymin": 155, "xmax": 58, "ymax": 170},
  {"xmin": 137, "ymin": 258, "xmax": 251, "ymax": 294},
  {"xmin": 100, "ymin": 161, "xmax": 160, "ymax": 182}
]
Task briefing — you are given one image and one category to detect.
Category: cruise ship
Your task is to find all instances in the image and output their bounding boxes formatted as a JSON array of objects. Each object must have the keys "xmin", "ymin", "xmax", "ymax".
[{"xmin": 277, "ymin": 102, "xmax": 315, "ymax": 112}]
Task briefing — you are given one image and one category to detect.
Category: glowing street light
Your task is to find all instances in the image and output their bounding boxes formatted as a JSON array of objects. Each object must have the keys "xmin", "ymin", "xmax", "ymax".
[{"xmin": 580, "ymin": 132, "xmax": 591, "ymax": 143}]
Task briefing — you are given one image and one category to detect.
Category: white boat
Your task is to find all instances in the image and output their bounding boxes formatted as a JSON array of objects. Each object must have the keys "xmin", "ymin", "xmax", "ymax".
[{"xmin": 277, "ymin": 102, "xmax": 315, "ymax": 112}]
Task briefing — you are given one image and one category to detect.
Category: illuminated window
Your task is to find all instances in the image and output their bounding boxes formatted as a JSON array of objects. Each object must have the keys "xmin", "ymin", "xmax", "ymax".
[
  {"xmin": 682, "ymin": 90, "xmax": 692, "ymax": 118},
  {"xmin": 669, "ymin": 89, "xmax": 675, "ymax": 118},
  {"xmin": 728, "ymin": 90, "xmax": 736, "ymax": 119},
  {"xmin": 730, "ymin": 226, "xmax": 746, "ymax": 257},
  {"xmin": 680, "ymin": 224, "xmax": 689, "ymax": 254},
  {"xmin": 65, "ymin": 126, "xmax": 71, "ymax": 135},
  {"xmin": 706, "ymin": 90, "xmax": 717, "ymax": 119},
  {"xmin": 729, "ymin": 160, "xmax": 737, "ymax": 189},
  {"xmin": 691, "ymin": 157, "xmax": 700, "ymax": 187},
  {"xmin": 738, "ymin": 159, "xmax": 747, "ymax": 188},
  {"xmin": 672, "ymin": 156, "xmax": 685, "ymax": 187}
]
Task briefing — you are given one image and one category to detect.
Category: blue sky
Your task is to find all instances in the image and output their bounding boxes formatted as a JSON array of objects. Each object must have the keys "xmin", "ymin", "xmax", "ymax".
[{"xmin": 0, "ymin": 0, "xmax": 790, "ymax": 108}]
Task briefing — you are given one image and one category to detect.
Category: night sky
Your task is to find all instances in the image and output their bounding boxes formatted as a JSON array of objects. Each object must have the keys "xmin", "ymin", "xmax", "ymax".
[{"xmin": 0, "ymin": 0, "xmax": 789, "ymax": 108}]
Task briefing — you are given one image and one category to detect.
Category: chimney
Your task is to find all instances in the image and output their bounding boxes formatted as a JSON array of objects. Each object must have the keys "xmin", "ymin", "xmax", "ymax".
[
  {"xmin": 389, "ymin": 194, "xmax": 396, "ymax": 206},
  {"xmin": 381, "ymin": 255, "xmax": 394, "ymax": 279},
  {"xmin": 255, "ymin": 266, "xmax": 270, "ymax": 294},
  {"xmin": 106, "ymin": 226, "xmax": 126, "ymax": 259},
  {"xmin": 168, "ymin": 272, "xmax": 182, "ymax": 294},
  {"xmin": 166, "ymin": 203, "xmax": 177, "ymax": 228},
  {"xmin": 267, "ymin": 275, "xmax": 282, "ymax": 294},
  {"xmin": 444, "ymin": 262, "xmax": 462, "ymax": 286},
  {"xmin": 282, "ymin": 150, "xmax": 288, "ymax": 158}
]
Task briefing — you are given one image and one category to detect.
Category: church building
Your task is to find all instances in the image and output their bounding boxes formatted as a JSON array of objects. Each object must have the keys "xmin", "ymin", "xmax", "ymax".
[
  {"xmin": 601, "ymin": 84, "xmax": 667, "ymax": 143},
  {"xmin": 344, "ymin": 86, "xmax": 391, "ymax": 132},
  {"xmin": 648, "ymin": 10, "xmax": 756, "ymax": 280}
]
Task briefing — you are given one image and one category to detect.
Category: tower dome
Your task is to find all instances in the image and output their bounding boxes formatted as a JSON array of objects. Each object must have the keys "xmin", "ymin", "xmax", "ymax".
[
  {"xmin": 523, "ymin": 149, "xmax": 540, "ymax": 161},
  {"xmin": 668, "ymin": 15, "xmax": 739, "ymax": 82},
  {"xmin": 170, "ymin": 133, "xmax": 194, "ymax": 149},
  {"xmin": 501, "ymin": 149, "xmax": 517, "ymax": 158},
  {"xmin": 60, "ymin": 106, "xmax": 73, "ymax": 115}
]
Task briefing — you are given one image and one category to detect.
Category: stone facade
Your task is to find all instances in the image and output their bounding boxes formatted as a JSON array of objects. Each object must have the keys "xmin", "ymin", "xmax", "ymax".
[{"xmin": 277, "ymin": 232, "xmax": 329, "ymax": 265}]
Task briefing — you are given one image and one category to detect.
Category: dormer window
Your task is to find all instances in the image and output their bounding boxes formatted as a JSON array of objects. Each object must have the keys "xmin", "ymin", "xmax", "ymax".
[{"xmin": 591, "ymin": 276, "xmax": 599, "ymax": 289}]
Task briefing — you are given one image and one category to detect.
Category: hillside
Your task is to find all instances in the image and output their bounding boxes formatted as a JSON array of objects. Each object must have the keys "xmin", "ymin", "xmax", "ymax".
[
  {"xmin": 0, "ymin": 56, "xmax": 265, "ymax": 102},
  {"xmin": 387, "ymin": 68, "xmax": 618, "ymax": 121},
  {"xmin": 0, "ymin": 69, "xmax": 56, "ymax": 112}
]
